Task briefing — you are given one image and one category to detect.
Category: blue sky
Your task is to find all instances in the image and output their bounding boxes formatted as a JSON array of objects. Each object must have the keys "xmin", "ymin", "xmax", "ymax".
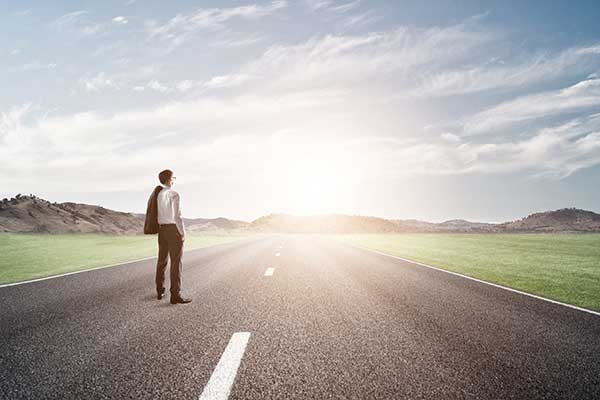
[{"xmin": 1, "ymin": 1, "xmax": 600, "ymax": 222}]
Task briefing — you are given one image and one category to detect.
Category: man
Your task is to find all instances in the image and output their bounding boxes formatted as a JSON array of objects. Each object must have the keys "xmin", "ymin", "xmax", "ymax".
[{"xmin": 154, "ymin": 169, "xmax": 192, "ymax": 304}]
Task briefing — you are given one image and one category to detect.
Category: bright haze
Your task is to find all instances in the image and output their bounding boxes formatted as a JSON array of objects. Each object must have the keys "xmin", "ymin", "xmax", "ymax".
[{"xmin": 1, "ymin": 1, "xmax": 600, "ymax": 222}]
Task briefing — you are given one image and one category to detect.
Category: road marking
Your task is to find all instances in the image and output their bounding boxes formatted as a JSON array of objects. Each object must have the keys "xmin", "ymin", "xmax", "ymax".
[
  {"xmin": 0, "ymin": 236, "xmax": 258, "ymax": 288},
  {"xmin": 275, "ymin": 252, "xmax": 280, "ymax": 257},
  {"xmin": 264, "ymin": 268, "xmax": 275, "ymax": 276},
  {"xmin": 343, "ymin": 242, "xmax": 600, "ymax": 318},
  {"xmin": 199, "ymin": 332, "xmax": 251, "ymax": 400}
]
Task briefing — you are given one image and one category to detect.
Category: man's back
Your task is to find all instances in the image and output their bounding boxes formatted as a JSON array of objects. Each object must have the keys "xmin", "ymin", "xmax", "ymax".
[{"xmin": 157, "ymin": 186, "xmax": 185, "ymax": 238}]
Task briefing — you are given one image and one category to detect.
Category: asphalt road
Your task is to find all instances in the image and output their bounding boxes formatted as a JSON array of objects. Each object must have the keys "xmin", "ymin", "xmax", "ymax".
[{"xmin": 1, "ymin": 234, "xmax": 599, "ymax": 399}]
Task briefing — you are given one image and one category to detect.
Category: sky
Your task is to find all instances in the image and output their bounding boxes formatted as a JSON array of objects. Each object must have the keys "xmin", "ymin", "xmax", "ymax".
[{"xmin": 1, "ymin": 0, "xmax": 600, "ymax": 223}]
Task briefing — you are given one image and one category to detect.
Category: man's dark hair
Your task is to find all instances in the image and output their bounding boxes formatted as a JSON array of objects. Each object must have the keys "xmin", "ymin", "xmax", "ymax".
[{"xmin": 158, "ymin": 169, "xmax": 173, "ymax": 185}]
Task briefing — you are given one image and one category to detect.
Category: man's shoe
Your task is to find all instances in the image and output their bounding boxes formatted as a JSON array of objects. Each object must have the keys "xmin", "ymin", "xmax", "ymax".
[
  {"xmin": 157, "ymin": 289, "xmax": 165, "ymax": 300},
  {"xmin": 170, "ymin": 296, "xmax": 192, "ymax": 304}
]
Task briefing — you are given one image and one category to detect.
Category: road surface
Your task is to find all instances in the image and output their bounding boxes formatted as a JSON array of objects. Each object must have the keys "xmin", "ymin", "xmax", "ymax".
[{"xmin": 1, "ymin": 234, "xmax": 599, "ymax": 399}]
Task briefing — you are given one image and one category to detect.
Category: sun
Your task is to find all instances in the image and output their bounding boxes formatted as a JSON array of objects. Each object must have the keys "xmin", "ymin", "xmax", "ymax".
[{"xmin": 285, "ymin": 157, "xmax": 347, "ymax": 216}]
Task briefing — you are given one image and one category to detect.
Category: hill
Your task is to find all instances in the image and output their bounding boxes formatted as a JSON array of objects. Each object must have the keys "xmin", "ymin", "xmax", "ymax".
[
  {"xmin": 247, "ymin": 213, "xmax": 499, "ymax": 233},
  {"xmin": 501, "ymin": 208, "xmax": 600, "ymax": 232},
  {"xmin": 0, "ymin": 194, "xmax": 143, "ymax": 234},
  {"xmin": 248, "ymin": 208, "xmax": 600, "ymax": 233},
  {"xmin": 248, "ymin": 214, "xmax": 400, "ymax": 233},
  {"xmin": 1, "ymin": 194, "xmax": 248, "ymax": 234}
]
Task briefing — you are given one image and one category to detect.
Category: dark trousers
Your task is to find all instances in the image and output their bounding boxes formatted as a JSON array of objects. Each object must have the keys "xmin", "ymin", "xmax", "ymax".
[{"xmin": 155, "ymin": 224, "xmax": 184, "ymax": 296}]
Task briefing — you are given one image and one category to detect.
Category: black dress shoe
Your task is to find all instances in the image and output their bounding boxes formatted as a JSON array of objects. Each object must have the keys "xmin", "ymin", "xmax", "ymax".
[
  {"xmin": 157, "ymin": 289, "xmax": 165, "ymax": 300},
  {"xmin": 170, "ymin": 296, "xmax": 192, "ymax": 304}
]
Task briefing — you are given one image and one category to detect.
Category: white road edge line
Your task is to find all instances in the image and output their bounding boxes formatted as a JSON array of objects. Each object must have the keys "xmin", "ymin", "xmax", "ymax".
[
  {"xmin": 0, "ymin": 237, "xmax": 255, "ymax": 288},
  {"xmin": 264, "ymin": 267, "xmax": 275, "ymax": 277},
  {"xmin": 199, "ymin": 332, "xmax": 251, "ymax": 400},
  {"xmin": 343, "ymin": 242, "xmax": 600, "ymax": 318}
]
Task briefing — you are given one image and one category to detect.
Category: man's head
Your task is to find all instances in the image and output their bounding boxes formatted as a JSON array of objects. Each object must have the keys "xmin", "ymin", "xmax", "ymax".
[{"xmin": 158, "ymin": 169, "xmax": 176, "ymax": 187}]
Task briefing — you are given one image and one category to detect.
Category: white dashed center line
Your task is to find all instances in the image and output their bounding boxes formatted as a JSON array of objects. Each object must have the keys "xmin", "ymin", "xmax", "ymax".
[
  {"xmin": 198, "ymin": 332, "xmax": 251, "ymax": 400},
  {"xmin": 264, "ymin": 268, "xmax": 275, "ymax": 276}
]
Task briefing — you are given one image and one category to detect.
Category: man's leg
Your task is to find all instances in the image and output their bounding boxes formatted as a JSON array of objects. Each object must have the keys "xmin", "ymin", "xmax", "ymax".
[
  {"xmin": 155, "ymin": 228, "xmax": 169, "ymax": 295},
  {"xmin": 168, "ymin": 226, "xmax": 184, "ymax": 298}
]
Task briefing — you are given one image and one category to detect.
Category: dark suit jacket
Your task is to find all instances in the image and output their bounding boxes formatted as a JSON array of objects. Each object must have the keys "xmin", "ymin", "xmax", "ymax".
[{"xmin": 144, "ymin": 185, "xmax": 164, "ymax": 234}]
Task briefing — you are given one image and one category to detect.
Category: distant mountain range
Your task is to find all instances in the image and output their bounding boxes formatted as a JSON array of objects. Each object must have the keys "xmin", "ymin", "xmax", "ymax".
[
  {"xmin": 248, "ymin": 209, "xmax": 600, "ymax": 233},
  {"xmin": 2, "ymin": 193, "xmax": 600, "ymax": 234}
]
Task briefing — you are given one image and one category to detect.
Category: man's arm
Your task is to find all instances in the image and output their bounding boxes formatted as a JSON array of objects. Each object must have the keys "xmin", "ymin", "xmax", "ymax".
[{"xmin": 172, "ymin": 192, "xmax": 186, "ymax": 240}]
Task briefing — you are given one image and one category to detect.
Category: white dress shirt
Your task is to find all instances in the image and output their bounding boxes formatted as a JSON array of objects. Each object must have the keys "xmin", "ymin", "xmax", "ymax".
[{"xmin": 157, "ymin": 186, "xmax": 185, "ymax": 237}]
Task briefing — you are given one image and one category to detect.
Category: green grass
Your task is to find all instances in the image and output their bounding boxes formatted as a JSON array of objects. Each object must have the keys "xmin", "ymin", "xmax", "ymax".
[
  {"xmin": 330, "ymin": 233, "xmax": 600, "ymax": 312},
  {"xmin": 0, "ymin": 232, "xmax": 250, "ymax": 285}
]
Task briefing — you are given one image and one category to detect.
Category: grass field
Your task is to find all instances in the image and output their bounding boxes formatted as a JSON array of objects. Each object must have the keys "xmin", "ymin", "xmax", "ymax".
[
  {"xmin": 331, "ymin": 233, "xmax": 600, "ymax": 312},
  {"xmin": 0, "ymin": 232, "xmax": 249, "ymax": 285}
]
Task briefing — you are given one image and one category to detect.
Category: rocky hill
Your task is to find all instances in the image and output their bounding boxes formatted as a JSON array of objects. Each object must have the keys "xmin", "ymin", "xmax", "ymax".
[
  {"xmin": 0, "ymin": 194, "xmax": 143, "ymax": 234},
  {"xmin": 500, "ymin": 208, "xmax": 600, "ymax": 232}
]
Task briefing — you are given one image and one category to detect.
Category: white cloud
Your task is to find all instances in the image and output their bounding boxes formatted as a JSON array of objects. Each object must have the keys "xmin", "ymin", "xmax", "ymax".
[
  {"xmin": 19, "ymin": 62, "xmax": 58, "ymax": 71},
  {"xmin": 79, "ymin": 72, "xmax": 120, "ymax": 92},
  {"xmin": 235, "ymin": 21, "xmax": 494, "ymax": 96},
  {"xmin": 91, "ymin": 41, "xmax": 127, "ymax": 57},
  {"xmin": 464, "ymin": 113, "xmax": 600, "ymax": 178},
  {"xmin": 201, "ymin": 13, "xmax": 596, "ymax": 102},
  {"xmin": 176, "ymin": 80, "xmax": 196, "ymax": 92},
  {"xmin": 339, "ymin": 9, "xmax": 380, "ymax": 28},
  {"xmin": 209, "ymin": 34, "xmax": 265, "ymax": 48},
  {"xmin": 203, "ymin": 74, "xmax": 252, "ymax": 89},
  {"xmin": 330, "ymin": 1, "xmax": 361, "ymax": 13},
  {"xmin": 76, "ymin": 65, "xmax": 162, "ymax": 93},
  {"xmin": 146, "ymin": 1, "xmax": 287, "ymax": 47},
  {"xmin": 51, "ymin": 10, "xmax": 88, "ymax": 29},
  {"xmin": 306, "ymin": 0, "xmax": 332, "ymax": 11},
  {"xmin": 405, "ymin": 44, "xmax": 600, "ymax": 98},
  {"xmin": 306, "ymin": 0, "xmax": 360, "ymax": 13},
  {"xmin": 84, "ymin": 74, "xmax": 253, "ymax": 94},
  {"xmin": 82, "ymin": 24, "xmax": 103, "ymax": 35},
  {"xmin": 51, "ymin": 10, "xmax": 128, "ymax": 36},
  {"xmin": 337, "ymin": 113, "xmax": 600, "ymax": 179},
  {"xmin": 146, "ymin": 80, "xmax": 169, "ymax": 93},
  {"xmin": 463, "ymin": 76, "xmax": 600, "ymax": 135},
  {"xmin": 0, "ymin": 103, "xmax": 32, "ymax": 144},
  {"xmin": 441, "ymin": 132, "xmax": 461, "ymax": 143},
  {"xmin": 112, "ymin": 16, "xmax": 128, "ymax": 24}
]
